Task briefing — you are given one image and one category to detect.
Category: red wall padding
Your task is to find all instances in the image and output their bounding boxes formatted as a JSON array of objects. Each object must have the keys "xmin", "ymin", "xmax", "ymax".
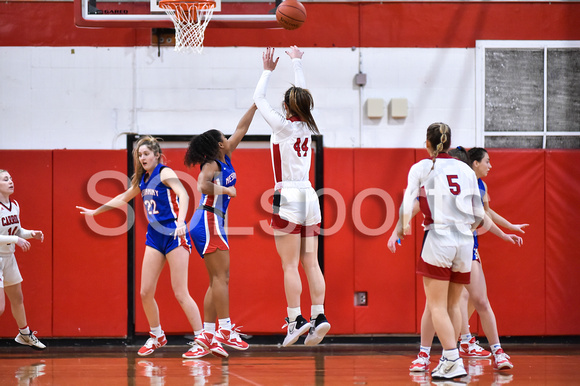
[
  {"xmin": 0, "ymin": 151, "xmax": 52, "ymax": 337},
  {"xmin": 545, "ymin": 151, "xmax": 580, "ymax": 335},
  {"xmin": 1, "ymin": 2, "xmax": 580, "ymax": 47},
  {"xmin": 52, "ymin": 150, "xmax": 128, "ymax": 337},
  {"xmin": 1, "ymin": 148, "xmax": 579, "ymax": 337},
  {"xmin": 352, "ymin": 148, "xmax": 417, "ymax": 333},
  {"xmin": 476, "ymin": 150, "xmax": 546, "ymax": 336},
  {"xmin": 323, "ymin": 148, "xmax": 356, "ymax": 334}
]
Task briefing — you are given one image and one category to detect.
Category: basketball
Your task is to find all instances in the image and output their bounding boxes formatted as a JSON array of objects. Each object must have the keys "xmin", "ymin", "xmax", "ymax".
[{"xmin": 276, "ymin": 0, "xmax": 307, "ymax": 30}]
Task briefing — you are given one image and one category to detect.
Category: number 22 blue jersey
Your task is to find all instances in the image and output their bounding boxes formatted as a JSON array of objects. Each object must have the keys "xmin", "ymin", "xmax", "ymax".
[{"xmin": 139, "ymin": 163, "xmax": 180, "ymax": 225}]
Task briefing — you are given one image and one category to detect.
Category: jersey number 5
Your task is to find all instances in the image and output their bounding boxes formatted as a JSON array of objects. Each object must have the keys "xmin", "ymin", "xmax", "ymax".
[
  {"xmin": 293, "ymin": 137, "xmax": 309, "ymax": 157},
  {"xmin": 447, "ymin": 175, "xmax": 461, "ymax": 195}
]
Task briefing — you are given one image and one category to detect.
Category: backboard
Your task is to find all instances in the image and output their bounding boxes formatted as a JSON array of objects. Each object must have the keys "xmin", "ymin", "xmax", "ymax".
[{"xmin": 75, "ymin": 0, "xmax": 280, "ymax": 28}]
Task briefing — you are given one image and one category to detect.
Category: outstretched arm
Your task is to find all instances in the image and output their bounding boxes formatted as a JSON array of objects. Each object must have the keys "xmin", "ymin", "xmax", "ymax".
[
  {"xmin": 486, "ymin": 207, "xmax": 529, "ymax": 234},
  {"xmin": 77, "ymin": 185, "xmax": 140, "ymax": 216},
  {"xmin": 479, "ymin": 213, "xmax": 523, "ymax": 246},
  {"xmin": 226, "ymin": 104, "xmax": 258, "ymax": 155},
  {"xmin": 286, "ymin": 45, "xmax": 306, "ymax": 88}
]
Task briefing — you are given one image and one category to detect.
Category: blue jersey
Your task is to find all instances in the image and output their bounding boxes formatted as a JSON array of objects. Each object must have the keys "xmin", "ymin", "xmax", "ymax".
[
  {"xmin": 198, "ymin": 155, "xmax": 236, "ymax": 215},
  {"xmin": 473, "ymin": 178, "xmax": 486, "ymax": 254},
  {"xmin": 190, "ymin": 155, "xmax": 236, "ymax": 258},
  {"xmin": 139, "ymin": 163, "xmax": 180, "ymax": 225}
]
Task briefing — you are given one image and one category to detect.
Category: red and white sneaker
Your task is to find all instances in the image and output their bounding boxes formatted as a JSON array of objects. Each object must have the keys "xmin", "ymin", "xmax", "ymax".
[
  {"xmin": 182, "ymin": 341, "xmax": 210, "ymax": 359},
  {"xmin": 215, "ymin": 325, "xmax": 249, "ymax": 351},
  {"xmin": 460, "ymin": 337, "xmax": 492, "ymax": 358},
  {"xmin": 195, "ymin": 330, "xmax": 229, "ymax": 358},
  {"xmin": 138, "ymin": 333, "xmax": 167, "ymax": 356},
  {"xmin": 493, "ymin": 349, "xmax": 513, "ymax": 370},
  {"xmin": 409, "ymin": 351, "xmax": 430, "ymax": 372}
]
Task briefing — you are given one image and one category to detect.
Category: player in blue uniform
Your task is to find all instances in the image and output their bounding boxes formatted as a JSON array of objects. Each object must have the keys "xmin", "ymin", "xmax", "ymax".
[
  {"xmin": 184, "ymin": 104, "xmax": 257, "ymax": 356},
  {"xmin": 77, "ymin": 136, "xmax": 208, "ymax": 359}
]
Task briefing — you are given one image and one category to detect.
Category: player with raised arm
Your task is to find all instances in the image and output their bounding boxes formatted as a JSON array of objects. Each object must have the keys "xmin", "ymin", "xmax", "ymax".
[{"xmin": 253, "ymin": 46, "xmax": 330, "ymax": 347}]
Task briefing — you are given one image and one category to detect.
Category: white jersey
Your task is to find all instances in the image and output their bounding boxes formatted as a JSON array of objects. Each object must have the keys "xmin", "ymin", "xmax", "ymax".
[
  {"xmin": 402, "ymin": 153, "xmax": 484, "ymax": 236},
  {"xmin": 254, "ymin": 58, "xmax": 313, "ymax": 189},
  {"xmin": 0, "ymin": 200, "xmax": 31, "ymax": 257}
]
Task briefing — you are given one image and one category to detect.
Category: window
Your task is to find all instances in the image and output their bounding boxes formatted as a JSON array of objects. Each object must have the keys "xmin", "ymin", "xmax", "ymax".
[{"xmin": 476, "ymin": 41, "xmax": 580, "ymax": 149}]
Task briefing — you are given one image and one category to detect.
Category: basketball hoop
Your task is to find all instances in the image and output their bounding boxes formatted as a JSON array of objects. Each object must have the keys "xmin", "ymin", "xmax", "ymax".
[{"xmin": 158, "ymin": 0, "xmax": 216, "ymax": 54}]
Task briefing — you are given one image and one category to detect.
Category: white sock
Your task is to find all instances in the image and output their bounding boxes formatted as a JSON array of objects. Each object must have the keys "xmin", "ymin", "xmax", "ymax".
[
  {"xmin": 150, "ymin": 325, "xmax": 163, "ymax": 337},
  {"xmin": 287, "ymin": 307, "xmax": 301, "ymax": 322},
  {"xmin": 194, "ymin": 329, "xmax": 203, "ymax": 337},
  {"xmin": 311, "ymin": 305, "xmax": 324, "ymax": 319},
  {"xmin": 491, "ymin": 343, "xmax": 502, "ymax": 355},
  {"xmin": 443, "ymin": 348, "xmax": 460, "ymax": 361},
  {"xmin": 204, "ymin": 322, "xmax": 216, "ymax": 334},
  {"xmin": 420, "ymin": 346, "xmax": 431, "ymax": 356},
  {"xmin": 218, "ymin": 318, "xmax": 231, "ymax": 330},
  {"xmin": 19, "ymin": 326, "xmax": 30, "ymax": 335},
  {"xmin": 461, "ymin": 333, "xmax": 472, "ymax": 344}
]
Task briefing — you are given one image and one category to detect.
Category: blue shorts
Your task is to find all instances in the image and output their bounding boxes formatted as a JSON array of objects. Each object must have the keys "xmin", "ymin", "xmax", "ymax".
[
  {"xmin": 190, "ymin": 208, "xmax": 229, "ymax": 258},
  {"xmin": 145, "ymin": 221, "xmax": 192, "ymax": 255},
  {"xmin": 473, "ymin": 234, "xmax": 480, "ymax": 261}
]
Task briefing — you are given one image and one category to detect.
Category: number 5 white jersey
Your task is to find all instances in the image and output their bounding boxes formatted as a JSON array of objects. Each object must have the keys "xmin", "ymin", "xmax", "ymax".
[
  {"xmin": 402, "ymin": 153, "xmax": 485, "ymax": 236},
  {"xmin": 254, "ymin": 58, "xmax": 313, "ymax": 187}
]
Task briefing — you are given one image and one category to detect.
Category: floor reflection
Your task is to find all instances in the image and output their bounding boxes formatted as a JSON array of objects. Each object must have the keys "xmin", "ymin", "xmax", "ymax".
[{"xmin": 0, "ymin": 343, "xmax": 579, "ymax": 385}]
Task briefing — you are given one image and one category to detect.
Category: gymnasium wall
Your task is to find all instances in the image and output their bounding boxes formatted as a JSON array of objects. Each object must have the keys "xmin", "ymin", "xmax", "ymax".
[
  {"xmin": 1, "ymin": 2, "xmax": 580, "ymax": 151},
  {"xmin": 1, "ymin": 148, "xmax": 579, "ymax": 338}
]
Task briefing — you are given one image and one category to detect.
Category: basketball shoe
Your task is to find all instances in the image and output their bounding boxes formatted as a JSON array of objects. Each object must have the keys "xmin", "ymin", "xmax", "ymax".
[
  {"xmin": 215, "ymin": 325, "xmax": 249, "ymax": 350},
  {"xmin": 138, "ymin": 333, "xmax": 167, "ymax": 356},
  {"xmin": 182, "ymin": 341, "xmax": 210, "ymax": 359},
  {"xmin": 195, "ymin": 330, "xmax": 229, "ymax": 358},
  {"xmin": 15, "ymin": 331, "xmax": 46, "ymax": 350},
  {"xmin": 493, "ymin": 349, "xmax": 513, "ymax": 370},
  {"xmin": 304, "ymin": 314, "xmax": 331, "ymax": 346},
  {"xmin": 409, "ymin": 351, "xmax": 430, "ymax": 372},
  {"xmin": 431, "ymin": 357, "xmax": 467, "ymax": 379},
  {"xmin": 282, "ymin": 315, "xmax": 310, "ymax": 347},
  {"xmin": 460, "ymin": 337, "xmax": 491, "ymax": 358}
]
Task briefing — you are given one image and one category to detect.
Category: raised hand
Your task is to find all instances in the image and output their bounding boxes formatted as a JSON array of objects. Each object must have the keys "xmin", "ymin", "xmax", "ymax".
[
  {"xmin": 285, "ymin": 45, "xmax": 304, "ymax": 60},
  {"xmin": 262, "ymin": 47, "xmax": 280, "ymax": 71}
]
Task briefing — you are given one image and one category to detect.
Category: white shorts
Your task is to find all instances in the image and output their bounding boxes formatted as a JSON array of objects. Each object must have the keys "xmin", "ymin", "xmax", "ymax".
[
  {"xmin": 0, "ymin": 255, "xmax": 23, "ymax": 289},
  {"xmin": 272, "ymin": 183, "xmax": 321, "ymax": 235},
  {"xmin": 418, "ymin": 229, "xmax": 473, "ymax": 284}
]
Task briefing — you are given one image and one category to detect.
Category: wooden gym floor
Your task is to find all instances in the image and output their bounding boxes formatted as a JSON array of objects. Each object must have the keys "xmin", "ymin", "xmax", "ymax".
[{"xmin": 1, "ymin": 337, "xmax": 579, "ymax": 385}]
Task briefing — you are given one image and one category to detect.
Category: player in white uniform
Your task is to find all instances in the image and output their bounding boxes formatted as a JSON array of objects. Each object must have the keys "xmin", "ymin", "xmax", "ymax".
[
  {"xmin": 253, "ymin": 46, "xmax": 330, "ymax": 347},
  {"xmin": 0, "ymin": 169, "xmax": 46, "ymax": 350},
  {"xmin": 395, "ymin": 123, "xmax": 484, "ymax": 380}
]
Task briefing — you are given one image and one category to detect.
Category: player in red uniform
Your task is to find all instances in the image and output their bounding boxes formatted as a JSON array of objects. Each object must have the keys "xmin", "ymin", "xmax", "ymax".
[
  {"xmin": 0, "ymin": 169, "xmax": 46, "ymax": 350},
  {"xmin": 395, "ymin": 123, "xmax": 484, "ymax": 380},
  {"xmin": 253, "ymin": 46, "xmax": 330, "ymax": 347}
]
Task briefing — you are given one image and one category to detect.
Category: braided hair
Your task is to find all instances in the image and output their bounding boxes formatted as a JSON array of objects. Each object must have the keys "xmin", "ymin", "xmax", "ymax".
[
  {"xmin": 426, "ymin": 122, "xmax": 451, "ymax": 170},
  {"xmin": 184, "ymin": 129, "xmax": 223, "ymax": 168},
  {"xmin": 284, "ymin": 86, "xmax": 320, "ymax": 134}
]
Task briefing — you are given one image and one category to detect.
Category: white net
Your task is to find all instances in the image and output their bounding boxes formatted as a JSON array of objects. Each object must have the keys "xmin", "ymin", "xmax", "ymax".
[{"xmin": 160, "ymin": 1, "xmax": 215, "ymax": 54}]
